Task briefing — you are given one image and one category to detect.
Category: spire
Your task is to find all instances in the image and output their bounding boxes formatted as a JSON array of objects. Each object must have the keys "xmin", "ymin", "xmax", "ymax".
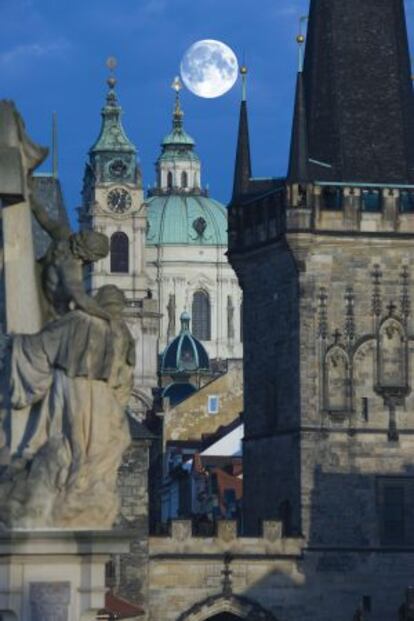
[
  {"xmin": 303, "ymin": 0, "xmax": 414, "ymax": 183},
  {"xmin": 90, "ymin": 57, "xmax": 136, "ymax": 155},
  {"xmin": 161, "ymin": 77, "xmax": 195, "ymax": 148},
  {"xmin": 232, "ymin": 65, "xmax": 252, "ymax": 198},
  {"xmin": 288, "ymin": 33, "xmax": 309, "ymax": 183}
]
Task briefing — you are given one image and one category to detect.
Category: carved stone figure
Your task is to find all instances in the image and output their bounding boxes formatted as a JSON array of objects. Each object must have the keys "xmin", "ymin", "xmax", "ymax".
[
  {"xmin": 227, "ymin": 295, "xmax": 235, "ymax": 340},
  {"xmin": 0, "ymin": 285, "xmax": 135, "ymax": 529},
  {"xmin": 30, "ymin": 183, "xmax": 110, "ymax": 323},
  {"xmin": 0, "ymin": 102, "xmax": 134, "ymax": 530},
  {"xmin": 167, "ymin": 293, "xmax": 176, "ymax": 340}
]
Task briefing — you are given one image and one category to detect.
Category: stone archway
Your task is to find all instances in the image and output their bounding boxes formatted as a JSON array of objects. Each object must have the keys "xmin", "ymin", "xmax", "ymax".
[{"xmin": 176, "ymin": 594, "xmax": 278, "ymax": 621}]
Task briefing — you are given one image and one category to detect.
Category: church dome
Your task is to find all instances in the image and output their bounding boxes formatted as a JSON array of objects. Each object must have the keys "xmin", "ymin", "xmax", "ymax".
[
  {"xmin": 146, "ymin": 194, "xmax": 227, "ymax": 246},
  {"xmin": 161, "ymin": 312, "xmax": 210, "ymax": 375}
]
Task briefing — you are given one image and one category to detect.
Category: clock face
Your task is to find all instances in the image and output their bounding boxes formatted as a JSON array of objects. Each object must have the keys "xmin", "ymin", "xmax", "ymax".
[
  {"xmin": 107, "ymin": 188, "xmax": 132, "ymax": 214},
  {"xmin": 109, "ymin": 158, "xmax": 128, "ymax": 179}
]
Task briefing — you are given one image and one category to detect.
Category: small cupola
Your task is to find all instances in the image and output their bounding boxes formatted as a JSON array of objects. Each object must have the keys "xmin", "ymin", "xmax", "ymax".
[
  {"xmin": 152, "ymin": 77, "xmax": 202, "ymax": 195},
  {"xmin": 161, "ymin": 311, "xmax": 210, "ymax": 376}
]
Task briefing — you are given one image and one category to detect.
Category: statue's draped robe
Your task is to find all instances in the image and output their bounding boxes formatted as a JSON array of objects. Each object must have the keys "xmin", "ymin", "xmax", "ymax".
[{"xmin": 1, "ymin": 310, "xmax": 134, "ymax": 529}]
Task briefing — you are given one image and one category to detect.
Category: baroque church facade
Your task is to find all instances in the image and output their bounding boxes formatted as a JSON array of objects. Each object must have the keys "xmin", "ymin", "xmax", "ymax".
[{"xmin": 78, "ymin": 74, "xmax": 243, "ymax": 416}]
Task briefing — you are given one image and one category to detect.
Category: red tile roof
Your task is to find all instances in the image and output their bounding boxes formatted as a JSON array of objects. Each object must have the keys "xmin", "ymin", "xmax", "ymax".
[{"xmin": 104, "ymin": 592, "xmax": 145, "ymax": 619}]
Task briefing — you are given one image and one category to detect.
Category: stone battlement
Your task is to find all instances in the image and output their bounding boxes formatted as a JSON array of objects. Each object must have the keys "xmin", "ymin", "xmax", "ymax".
[{"xmin": 149, "ymin": 520, "xmax": 303, "ymax": 558}]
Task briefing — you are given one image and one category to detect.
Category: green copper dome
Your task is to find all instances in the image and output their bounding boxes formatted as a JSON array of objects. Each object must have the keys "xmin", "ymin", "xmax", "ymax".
[{"xmin": 146, "ymin": 194, "xmax": 228, "ymax": 246}]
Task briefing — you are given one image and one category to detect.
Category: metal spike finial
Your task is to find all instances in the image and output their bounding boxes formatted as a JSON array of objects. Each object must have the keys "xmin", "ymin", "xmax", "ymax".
[
  {"xmin": 297, "ymin": 15, "xmax": 308, "ymax": 72},
  {"xmin": 240, "ymin": 64, "xmax": 248, "ymax": 102}
]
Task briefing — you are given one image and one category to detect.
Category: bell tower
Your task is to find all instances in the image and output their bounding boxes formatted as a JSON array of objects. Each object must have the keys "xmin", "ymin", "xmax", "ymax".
[{"xmin": 79, "ymin": 59, "xmax": 147, "ymax": 301}]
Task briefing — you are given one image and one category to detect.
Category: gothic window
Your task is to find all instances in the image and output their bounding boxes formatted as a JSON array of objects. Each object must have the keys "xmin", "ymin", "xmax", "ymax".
[
  {"xmin": 167, "ymin": 171, "xmax": 173, "ymax": 189},
  {"xmin": 181, "ymin": 171, "xmax": 188, "ymax": 188},
  {"xmin": 378, "ymin": 319, "xmax": 406, "ymax": 388},
  {"xmin": 325, "ymin": 347, "xmax": 349, "ymax": 413},
  {"xmin": 110, "ymin": 231, "xmax": 129, "ymax": 273},
  {"xmin": 192, "ymin": 290, "xmax": 211, "ymax": 341}
]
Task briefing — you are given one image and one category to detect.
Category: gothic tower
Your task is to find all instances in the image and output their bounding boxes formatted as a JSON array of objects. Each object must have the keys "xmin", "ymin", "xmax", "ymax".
[{"xmin": 229, "ymin": 0, "xmax": 414, "ymax": 545}]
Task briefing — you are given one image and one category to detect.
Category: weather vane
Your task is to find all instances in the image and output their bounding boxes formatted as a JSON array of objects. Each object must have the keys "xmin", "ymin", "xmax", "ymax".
[{"xmin": 106, "ymin": 56, "xmax": 118, "ymax": 89}]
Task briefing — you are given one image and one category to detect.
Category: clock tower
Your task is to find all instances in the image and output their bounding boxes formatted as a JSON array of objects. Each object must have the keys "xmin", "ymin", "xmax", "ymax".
[
  {"xmin": 79, "ymin": 65, "xmax": 158, "ymax": 419},
  {"xmin": 79, "ymin": 68, "xmax": 147, "ymax": 300}
]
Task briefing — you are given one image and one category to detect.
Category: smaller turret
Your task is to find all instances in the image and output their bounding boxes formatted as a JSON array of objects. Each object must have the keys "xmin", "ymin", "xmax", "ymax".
[{"xmin": 153, "ymin": 77, "xmax": 202, "ymax": 195}]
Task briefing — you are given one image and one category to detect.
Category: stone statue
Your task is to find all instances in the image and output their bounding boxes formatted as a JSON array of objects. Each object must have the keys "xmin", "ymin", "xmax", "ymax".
[
  {"xmin": 167, "ymin": 293, "xmax": 176, "ymax": 340},
  {"xmin": 0, "ymin": 101, "xmax": 135, "ymax": 530},
  {"xmin": 30, "ymin": 182, "xmax": 110, "ymax": 322},
  {"xmin": 0, "ymin": 285, "xmax": 135, "ymax": 529},
  {"xmin": 227, "ymin": 295, "xmax": 235, "ymax": 340}
]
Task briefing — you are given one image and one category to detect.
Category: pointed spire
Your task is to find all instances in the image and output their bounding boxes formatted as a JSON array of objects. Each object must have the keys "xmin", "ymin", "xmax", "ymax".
[
  {"xmin": 89, "ymin": 57, "xmax": 136, "ymax": 155},
  {"xmin": 232, "ymin": 65, "xmax": 252, "ymax": 198},
  {"xmin": 288, "ymin": 34, "xmax": 310, "ymax": 183},
  {"xmin": 303, "ymin": 0, "xmax": 414, "ymax": 183}
]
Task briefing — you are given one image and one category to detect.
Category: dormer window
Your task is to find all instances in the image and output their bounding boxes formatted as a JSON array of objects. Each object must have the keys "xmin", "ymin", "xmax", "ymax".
[{"xmin": 181, "ymin": 171, "xmax": 188, "ymax": 188}]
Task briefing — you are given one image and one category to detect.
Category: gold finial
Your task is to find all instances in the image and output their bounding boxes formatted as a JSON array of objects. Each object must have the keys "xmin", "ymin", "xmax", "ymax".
[
  {"xmin": 171, "ymin": 76, "xmax": 184, "ymax": 121},
  {"xmin": 171, "ymin": 75, "xmax": 183, "ymax": 93},
  {"xmin": 106, "ymin": 56, "xmax": 118, "ymax": 89},
  {"xmin": 296, "ymin": 34, "xmax": 305, "ymax": 45},
  {"xmin": 240, "ymin": 65, "xmax": 248, "ymax": 75}
]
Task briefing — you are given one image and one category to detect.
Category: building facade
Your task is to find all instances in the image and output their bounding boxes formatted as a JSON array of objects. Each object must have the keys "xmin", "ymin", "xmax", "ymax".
[{"xmin": 145, "ymin": 82, "xmax": 243, "ymax": 362}]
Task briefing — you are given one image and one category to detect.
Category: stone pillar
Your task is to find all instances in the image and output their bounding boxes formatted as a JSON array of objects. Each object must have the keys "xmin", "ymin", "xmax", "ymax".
[
  {"xmin": 0, "ymin": 531, "xmax": 133, "ymax": 621},
  {"xmin": 2, "ymin": 201, "xmax": 42, "ymax": 334},
  {"xmin": 0, "ymin": 100, "xmax": 47, "ymax": 335}
]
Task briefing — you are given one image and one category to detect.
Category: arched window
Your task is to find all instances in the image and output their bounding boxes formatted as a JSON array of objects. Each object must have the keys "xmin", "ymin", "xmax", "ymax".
[
  {"xmin": 110, "ymin": 231, "xmax": 129, "ymax": 273},
  {"xmin": 192, "ymin": 291, "xmax": 211, "ymax": 341},
  {"xmin": 181, "ymin": 171, "xmax": 188, "ymax": 188},
  {"xmin": 167, "ymin": 171, "xmax": 173, "ymax": 189}
]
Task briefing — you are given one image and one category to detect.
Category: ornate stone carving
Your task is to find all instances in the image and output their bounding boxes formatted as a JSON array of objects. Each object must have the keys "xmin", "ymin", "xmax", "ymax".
[
  {"xmin": 318, "ymin": 287, "xmax": 328, "ymax": 339},
  {"xmin": 172, "ymin": 520, "xmax": 192, "ymax": 541},
  {"xmin": 344, "ymin": 287, "xmax": 356, "ymax": 342},
  {"xmin": 371, "ymin": 264, "xmax": 383, "ymax": 318},
  {"xmin": 401, "ymin": 265, "xmax": 411, "ymax": 322}
]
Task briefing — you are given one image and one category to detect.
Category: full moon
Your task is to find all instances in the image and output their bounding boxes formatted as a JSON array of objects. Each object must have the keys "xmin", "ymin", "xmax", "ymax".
[{"xmin": 180, "ymin": 40, "xmax": 239, "ymax": 99}]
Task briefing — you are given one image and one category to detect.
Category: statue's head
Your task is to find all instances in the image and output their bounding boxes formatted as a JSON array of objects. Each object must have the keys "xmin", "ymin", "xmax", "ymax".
[
  {"xmin": 95, "ymin": 285, "xmax": 127, "ymax": 318},
  {"xmin": 70, "ymin": 230, "xmax": 109, "ymax": 263}
]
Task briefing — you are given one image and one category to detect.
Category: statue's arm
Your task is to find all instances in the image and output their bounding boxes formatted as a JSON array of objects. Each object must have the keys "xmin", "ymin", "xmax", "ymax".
[
  {"xmin": 30, "ymin": 190, "xmax": 71, "ymax": 241},
  {"xmin": 61, "ymin": 266, "xmax": 111, "ymax": 321}
]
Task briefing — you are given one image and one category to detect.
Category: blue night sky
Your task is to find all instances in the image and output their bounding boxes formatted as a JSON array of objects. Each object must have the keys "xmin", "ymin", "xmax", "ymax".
[{"xmin": 2, "ymin": 0, "xmax": 414, "ymax": 227}]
